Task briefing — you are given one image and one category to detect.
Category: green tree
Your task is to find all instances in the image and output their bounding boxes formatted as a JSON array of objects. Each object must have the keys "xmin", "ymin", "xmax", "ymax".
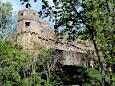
[
  {"xmin": 43, "ymin": 1, "xmax": 114, "ymax": 85},
  {"xmin": 20, "ymin": 0, "xmax": 115, "ymax": 85},
  {"xmin": 84, "ymin": 1, "xmax": 115, "ymax": 86},
  {"xmin": 0, "ymin": 1, "xmax": 13, "ymax": 39},
  {"xmin": 0, "ymin": 40, "xmax": 56, "ymax": 86}
]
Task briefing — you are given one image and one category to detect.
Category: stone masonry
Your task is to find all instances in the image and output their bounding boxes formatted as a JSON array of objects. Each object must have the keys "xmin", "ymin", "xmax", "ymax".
[{"xmin": 16, "ymin": 9, "xmax": 94, "ymax": 65}]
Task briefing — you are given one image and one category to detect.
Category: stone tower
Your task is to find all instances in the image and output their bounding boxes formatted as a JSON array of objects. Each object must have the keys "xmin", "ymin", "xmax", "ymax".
[{"xmin": 16, "ymin": 9, "xmax": 41, "ymax": 49}]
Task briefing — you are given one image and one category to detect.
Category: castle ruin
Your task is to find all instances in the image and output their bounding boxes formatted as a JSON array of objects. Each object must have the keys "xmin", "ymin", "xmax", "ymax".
[{"xmin": 16, "ymin": 9, "xmax": 94, "ymax": 65}]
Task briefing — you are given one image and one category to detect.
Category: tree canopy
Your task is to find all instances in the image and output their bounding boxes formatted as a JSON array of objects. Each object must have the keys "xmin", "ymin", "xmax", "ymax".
[
  {"xmin": 0, "ymin": 0, "xmax": 114, "ymax": 86},
  {"xmin": 0, "ymin": 1, "xmax": 13, "ymax": 39},
  {"xmin": 20, "ymin": 0, "xmax": 115, "ymax": 85}
]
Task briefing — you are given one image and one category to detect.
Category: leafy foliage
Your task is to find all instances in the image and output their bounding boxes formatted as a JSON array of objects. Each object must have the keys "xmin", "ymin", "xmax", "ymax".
[
  {"xmin": 39, "ymin": 0, "xmax": 115, "ymax": 85},
  {"xmin": 0, "ymin": 1, "xmax": 13, "ymax": 39},
  {"xmin": 0, "ymin": 41, "xmax": 104, "ymax": 86},
  {"xmin": 0, "ymin": 41, "xmax": 29, "ymax": 86},
  {"xmin": 1, "ymin": 0, "xmax": 115, "ymax": 85}
]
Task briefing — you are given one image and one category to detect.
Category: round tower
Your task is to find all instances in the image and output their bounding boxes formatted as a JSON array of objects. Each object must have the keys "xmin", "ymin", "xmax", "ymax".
[
  {"xmin": 17, "ymin": 9, "xmax": 41, "ymax": 34},
  {"xmin": 16, "ymin": 9, "xmax": 41, "ymax": 50}
]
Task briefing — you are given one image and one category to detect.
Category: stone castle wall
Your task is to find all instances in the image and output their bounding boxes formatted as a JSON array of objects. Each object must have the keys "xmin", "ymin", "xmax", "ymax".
[{"xmin": 16, "ymin": 9, "xmax": 94, "ymax": 65}]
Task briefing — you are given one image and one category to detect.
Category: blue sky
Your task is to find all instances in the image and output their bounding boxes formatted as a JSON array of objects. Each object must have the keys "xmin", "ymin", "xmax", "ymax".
[
  {"xmin": 1, "ymin": 0, "xmax": 54, "ymax": 27},
  {"xmin": 1, "ymin": 0, "xmax": 54, "ymax": 12},
  {"xmin": 1, "ymin": 0, "xmax": 82, "ymax": 28},
  {"xmin": 1, "ymin": 0, "xmax": 43, "ymax": 12}
]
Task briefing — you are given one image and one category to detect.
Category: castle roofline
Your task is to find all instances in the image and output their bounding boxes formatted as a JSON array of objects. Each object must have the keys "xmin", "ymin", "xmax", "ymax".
[
  {"xmin": 18, "ymin": 8, "xmax": 37, "ymax": 13},
  {"xmin": 18, "ymin": 8, "xmax": 39, "ymax": 21}
]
